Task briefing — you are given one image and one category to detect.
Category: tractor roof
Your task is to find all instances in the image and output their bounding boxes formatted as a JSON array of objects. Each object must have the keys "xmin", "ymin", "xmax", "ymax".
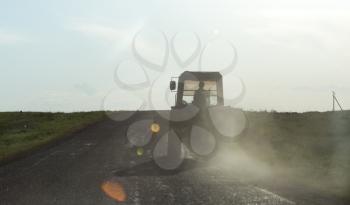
[{"xmin": 178, "ymin": 71, "xmax": 222, "ymax": 82}]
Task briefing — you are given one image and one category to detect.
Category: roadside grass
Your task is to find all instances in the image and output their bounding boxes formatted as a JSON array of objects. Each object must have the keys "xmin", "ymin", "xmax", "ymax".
[
  {"xmin": 0, "ymin": 111, "xmax": 106, "ymax": 164},
  {"xmin": 241, "ymin": 110, "xmax": 350, "ymax": 197}
]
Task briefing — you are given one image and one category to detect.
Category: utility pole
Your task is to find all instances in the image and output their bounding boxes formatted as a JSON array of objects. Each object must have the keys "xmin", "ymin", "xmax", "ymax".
[
  {"xmin": 332, "ymin": 91, "xmax": 343, "ymax": 111},
  {"xmin": 332, "ymin": 91, "xmax": 335, "ymax": 111}
]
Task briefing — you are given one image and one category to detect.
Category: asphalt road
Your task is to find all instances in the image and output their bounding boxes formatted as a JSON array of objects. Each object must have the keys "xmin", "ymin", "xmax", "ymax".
[{"xmin": 0, "ymin": 111, "xmax": 348, "ymax": 205}]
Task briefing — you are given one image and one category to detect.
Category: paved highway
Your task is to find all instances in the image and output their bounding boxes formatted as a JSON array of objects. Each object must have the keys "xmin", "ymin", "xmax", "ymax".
[{"xmin": 0, "ymin": 111, "xmax": 347, "ymax": 205}]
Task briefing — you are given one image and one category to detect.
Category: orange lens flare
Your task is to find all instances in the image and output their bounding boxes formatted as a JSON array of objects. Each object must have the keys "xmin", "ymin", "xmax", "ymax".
[
  {"xmin": 150, "ymin": 123, "xmax": 160, "ymax": 133},
  {"xmin": 101, "ymin": 180, "xmax": 127, "ymax": 202}
]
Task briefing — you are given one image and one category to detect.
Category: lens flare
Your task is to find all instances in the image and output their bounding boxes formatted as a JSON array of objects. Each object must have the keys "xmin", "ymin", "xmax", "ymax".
[
  {"xmin": 136, "ymin": 147, "xmax": 144, "ymax": 156},
  {"xmin": 150, "ymin": 123, "xmax": 161, "ymax": 133},
  {"xmin": 101, "ymin": 180, "xmax": 127, "ymax": 202}
]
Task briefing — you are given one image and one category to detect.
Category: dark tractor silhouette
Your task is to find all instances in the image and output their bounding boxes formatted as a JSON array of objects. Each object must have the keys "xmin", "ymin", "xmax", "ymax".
[{"xmin": 167, "ymin": 71, "xmax": 246, "ymax": 161}]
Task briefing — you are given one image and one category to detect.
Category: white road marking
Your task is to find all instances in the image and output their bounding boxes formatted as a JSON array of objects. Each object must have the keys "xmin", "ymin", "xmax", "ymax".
[
  {"xmin": 30, "ymin": 149, "xmax": 64, "ymax": 168},
  {"xmin": 30, "ymin": 155, "xmax": 51, "ymax": 168},
  {"xmin": 254, "ymin": 186, "xmax": 296, "ymax": 205}
]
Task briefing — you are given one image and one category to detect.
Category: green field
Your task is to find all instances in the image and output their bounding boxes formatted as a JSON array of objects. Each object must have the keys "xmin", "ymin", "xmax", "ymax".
[
  {"xmin": 241, "ymin": 110, "xmax": 350, "ymax": 197},
  {"xmin": 0, "ymin": 111, "xmax": 105, "ymax": 164}
]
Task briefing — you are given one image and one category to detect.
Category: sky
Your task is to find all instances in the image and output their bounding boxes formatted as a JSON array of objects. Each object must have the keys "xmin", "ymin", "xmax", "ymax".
[{"xmin": 0, "ymin": 0, "xmax": 349, "ymax": 112}]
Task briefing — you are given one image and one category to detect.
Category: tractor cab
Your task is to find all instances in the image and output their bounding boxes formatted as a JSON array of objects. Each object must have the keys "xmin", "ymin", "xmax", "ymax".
[
  {"xmin": 164, "ymin": 71, "xmax": 247, "ymax": 163},
  {"xmin": 170, "ymin": 71, "xmax": 224, "ymax": 108}
]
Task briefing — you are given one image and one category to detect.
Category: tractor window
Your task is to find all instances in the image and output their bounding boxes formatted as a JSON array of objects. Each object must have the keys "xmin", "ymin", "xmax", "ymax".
[
  {"xmin": 183, "ymin": 95, "xmax": 195, "ymax": 104},
  {"xmin": 183, "ymin": 80, "xmax": 218, "ymax": 105}
]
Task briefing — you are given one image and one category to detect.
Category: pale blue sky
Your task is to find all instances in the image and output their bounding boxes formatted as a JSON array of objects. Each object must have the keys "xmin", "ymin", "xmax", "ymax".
[{"xmin": 1, "ymin": 0, "xmax": 349, "ymax": 112}]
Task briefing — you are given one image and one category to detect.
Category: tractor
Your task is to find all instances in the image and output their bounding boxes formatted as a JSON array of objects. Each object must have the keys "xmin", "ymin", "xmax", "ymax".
[
  {"xmin": 127, "ymin": 71, "xmax": 247, "ymax": 170},
  {"xmin": 166, "ymin": 71, "xmax": 247, "ymax": 161}
]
